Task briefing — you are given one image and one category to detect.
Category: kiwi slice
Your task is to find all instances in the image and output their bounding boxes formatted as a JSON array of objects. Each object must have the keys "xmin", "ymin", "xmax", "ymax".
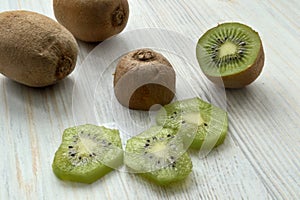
[
  {"xmin": 125, "ymin": 126, "xmax": 193, "ymax": 186},
  {"xmin": 52, "ymin": 124, "xmax": 123, "ymax": 184},
  {"xmin": 156, "ymin": 97, "xmax": 228, "ymax": 150},
  {"xmin": 196, "ymin": 22, "xmax": 264, "ymax": 88}
]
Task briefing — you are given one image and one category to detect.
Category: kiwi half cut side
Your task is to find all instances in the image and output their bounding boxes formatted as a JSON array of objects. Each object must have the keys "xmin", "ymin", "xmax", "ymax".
[
  {"xmin": 125, "ymin": 126, "xmax": 193, "ymax": 186},
  {"xmin": 196, "ymin": 22, "xmax": 264, "ymax": 88},
  {"xmin": 52, "ymin": 124, "xmax": 123, "ymax": 184},
  {"xmin": 156, "ymin": 97, "xmax": 228, "ymax": 150}
]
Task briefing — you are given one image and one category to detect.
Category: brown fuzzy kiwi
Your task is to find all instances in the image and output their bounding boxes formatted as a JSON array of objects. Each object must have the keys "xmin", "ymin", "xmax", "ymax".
[
  {"xmin": 0, "ymin": 10, "xmax": 78, "ymax": 87},
  {"xmin": 53, "ymin": 0, "xmax": 129, "ymax": 42},
  {"xmin": 113, "ymin": 49, "xmax": 176, "ymax": 111}
]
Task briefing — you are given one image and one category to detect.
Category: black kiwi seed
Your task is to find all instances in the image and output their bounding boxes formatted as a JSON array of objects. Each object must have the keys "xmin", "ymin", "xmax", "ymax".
[
  {"xmin": 68, "ymin": 146, "xmax": 73, "ymax": 148},
  {"xmin": 70, "ymin": 153, "xmax": 76, "ymax": 157},
  {"xmin": 239, "ymin": 41, "xmax": 246, "ymax": 46},
  {"xmin": 170, "ymin": 161, "xmax": 176, "ymax": 168}
]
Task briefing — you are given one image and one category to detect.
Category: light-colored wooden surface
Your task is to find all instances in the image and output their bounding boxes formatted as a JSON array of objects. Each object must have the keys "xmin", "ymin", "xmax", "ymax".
[{"xmin": 1, "ymin": 0, "xmax": 300, "ymax": 199}]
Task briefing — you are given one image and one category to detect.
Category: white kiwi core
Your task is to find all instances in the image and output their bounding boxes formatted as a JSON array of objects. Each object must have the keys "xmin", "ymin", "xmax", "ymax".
[
  {"xmin": 77, "ymin": 137, "xmax": 97, "ymax": 156},
  {"xmin": 149, "ymin": 142, "xmax": 168, "ymax": 154},
  {"xmin": 219, "ymin": 41, "xmax": 238, "ymax": 58}
]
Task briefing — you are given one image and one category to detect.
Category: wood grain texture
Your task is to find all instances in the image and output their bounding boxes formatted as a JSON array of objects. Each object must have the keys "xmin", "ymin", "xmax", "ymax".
[{"xmin": 0, "ymin": 0, "xmax": 299, "ymax": 199}]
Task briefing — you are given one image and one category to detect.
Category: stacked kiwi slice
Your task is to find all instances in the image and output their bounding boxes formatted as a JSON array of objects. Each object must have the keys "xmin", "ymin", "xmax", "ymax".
[
  {"xmin": 52, "ymin": 97, "xmax": 227, "ymax": 185},
  {"xmin": 124, "ymin": 126, "xmax": 193, "ymax": 185},
  {"xmin": 196, "ymin": 22, "xmax": 264, "ymax": 88},
  {"xmin": 155, "ymin": 97, "xmax": 228, "ymax": 150}
]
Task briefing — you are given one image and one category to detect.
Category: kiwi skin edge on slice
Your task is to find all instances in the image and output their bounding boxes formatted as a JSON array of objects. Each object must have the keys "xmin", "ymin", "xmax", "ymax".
[
  {"xmin": 196, "ymin": 22, "xmax": 265, "ymax": 88},
  {"xmin": 52, "ymin": 124, "xmax": 123, "ymax": 184}
]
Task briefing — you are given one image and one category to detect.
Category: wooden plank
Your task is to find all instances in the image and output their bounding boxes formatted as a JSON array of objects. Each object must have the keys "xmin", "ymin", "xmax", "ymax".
[{"xmin": 0, "ymin": 0, "xmax": 299, "ymax": 199}]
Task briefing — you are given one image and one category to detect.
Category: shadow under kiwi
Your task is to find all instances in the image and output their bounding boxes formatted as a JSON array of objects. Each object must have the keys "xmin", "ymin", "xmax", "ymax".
[
  {"xmin": 119, "ymin": 168, "xmax": 196, "ymax": 199},
  {"xmin": 2, "ymin": 76, "xmax": 75, "ymax": 119},
  {"xmin": 52, "ymin": 170, "xmax": 116, "ymax": 190}
]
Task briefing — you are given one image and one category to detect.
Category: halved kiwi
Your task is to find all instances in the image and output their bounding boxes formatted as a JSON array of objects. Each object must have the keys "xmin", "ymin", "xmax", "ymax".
[
  {"xmin": 52, "ymin": 124, "xmax": 123, "ymax": 184},
  {"xmin": 196, "ymin": 22, "xmax": 264, "ymax": 88},
  {"xmin": 156, "ymin": 97, "xmax": 228, "ymax": 150},
  {"xmin": 125, "ymin": 126, "xmax": 193, "ymax": 186}
]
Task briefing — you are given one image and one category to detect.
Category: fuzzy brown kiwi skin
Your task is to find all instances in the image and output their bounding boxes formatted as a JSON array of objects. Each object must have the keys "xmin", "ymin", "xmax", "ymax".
[
  {"xmin": 114, "ymin": 49, "xmax": 176, "ymax": 111},
  {"xmin": 206, "ymin": 45, "xmax": 265, "ymax": 89},
  {"xmin": 0, "ymin": 10, "xmax": 78, "ymax": 87},
  {"xmin": 53, "ymin": 0, "xmax": 129, "ymax": 42}
]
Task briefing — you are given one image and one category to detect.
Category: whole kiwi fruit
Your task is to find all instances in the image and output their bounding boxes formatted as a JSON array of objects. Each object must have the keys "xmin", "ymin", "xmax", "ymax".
[
  {"xmin": 114, "ymin": 48, "xmax": 176, "ymax": 111},
  {"xmin": 53, "ymin": 0, "xmax": 129, "ymax": 42},
  {"xmin": 0, "ymin": 10, "xmax": 78, "ymax": 87},
  {"xmin": 196, "ymin": 22, "xmax": 264, "ymax": 88}
]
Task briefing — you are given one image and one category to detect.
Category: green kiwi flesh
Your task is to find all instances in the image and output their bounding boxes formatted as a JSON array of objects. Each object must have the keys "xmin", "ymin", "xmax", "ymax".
[
  {"xmin": 156, "ymin": 97, "xmax": 228, "ymax": 150},
  {"xmin": 52, "ymin": 124, "xmax": 123, "ymax": 184},
  {"xmin": 196, "ymin": 22, "xmax": 264, "ymax": 88},
  {"xmin": 125, "ymin": 126, "xmax": 193, "ymax": 186}
]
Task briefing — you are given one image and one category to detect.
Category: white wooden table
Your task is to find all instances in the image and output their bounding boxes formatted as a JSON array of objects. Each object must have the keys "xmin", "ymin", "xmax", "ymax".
[{"xmin": 1, "ymin": 0, "xmax": 299, "ymax": 199}]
